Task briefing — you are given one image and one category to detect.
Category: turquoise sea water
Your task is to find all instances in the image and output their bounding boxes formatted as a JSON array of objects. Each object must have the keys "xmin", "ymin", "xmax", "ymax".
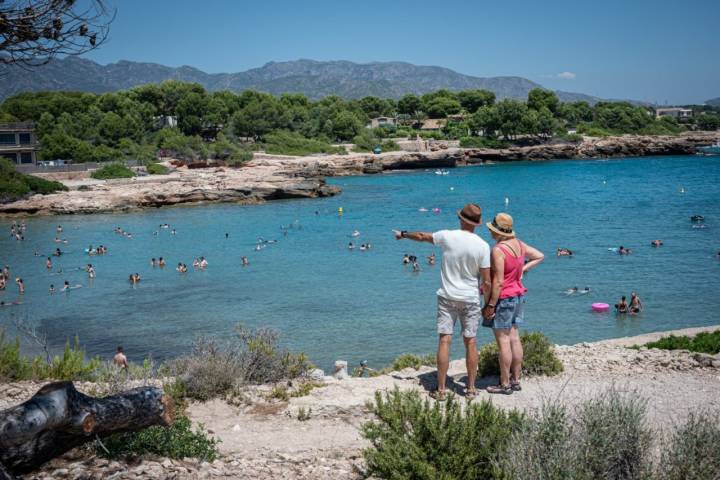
[{"xmin": 1, "ymin": 155, "xmax": 719, "ymax": 370}]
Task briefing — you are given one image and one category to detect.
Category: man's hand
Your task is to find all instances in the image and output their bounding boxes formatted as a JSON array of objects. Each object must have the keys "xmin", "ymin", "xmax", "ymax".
[
  {"xmin": 392, "ymin": 229, "xmax": 403, "ymax": 240},
  {"xmin": 482, "ymin": 305, "xmax": 496, "ymax": 320}
]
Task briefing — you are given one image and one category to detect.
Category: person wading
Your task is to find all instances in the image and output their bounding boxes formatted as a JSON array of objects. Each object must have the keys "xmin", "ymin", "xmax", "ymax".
[
  {"xmin": 394, "ymin": 203, "xmax": 491, "ymax": 399},
  {"xmin": 483, "ymin": 213, "xmax": 544, "ymax": 394}
]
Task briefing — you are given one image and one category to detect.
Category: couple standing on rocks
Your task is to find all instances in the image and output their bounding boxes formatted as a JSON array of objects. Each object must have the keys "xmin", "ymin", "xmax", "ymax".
[{"xmin": 395, "ymin": 203, "xmax": 544, "ymax": 399}]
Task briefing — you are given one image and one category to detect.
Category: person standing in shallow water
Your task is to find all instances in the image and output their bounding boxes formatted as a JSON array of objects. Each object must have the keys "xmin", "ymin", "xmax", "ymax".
[
  {"xmin": 394, "ymin": 203, "xmax": 491, "ymax": 400},
  {"xmin": 483, "ymin": 213, "xmax": 544, "ymax": 395}
]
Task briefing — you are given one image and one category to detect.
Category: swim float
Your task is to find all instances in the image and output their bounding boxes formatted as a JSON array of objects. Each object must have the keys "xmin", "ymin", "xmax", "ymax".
[{"xmin": 592, "ymin": 303, "xmax": 610, "ymax": 313}]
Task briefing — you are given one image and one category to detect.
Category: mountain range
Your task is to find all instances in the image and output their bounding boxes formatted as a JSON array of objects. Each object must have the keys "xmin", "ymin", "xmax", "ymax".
[{"xmin": 0, "ymin": 57, "xmax": 601, "ymax": 103}]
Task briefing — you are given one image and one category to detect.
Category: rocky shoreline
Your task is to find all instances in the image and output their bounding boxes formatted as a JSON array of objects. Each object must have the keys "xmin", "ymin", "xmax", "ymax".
[
  {"xmin": 1, "ymin": 132, "xmax": 718, "ymax": 216},
  {"xmin": 2, "ymin": 325, "xmax": 718, "ymax": 480}
]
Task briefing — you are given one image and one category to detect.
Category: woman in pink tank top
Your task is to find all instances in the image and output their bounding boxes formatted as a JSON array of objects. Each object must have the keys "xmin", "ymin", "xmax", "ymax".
[{"xmin": 482, "ymin": 213, "xmax": 544, "ymax": 395}]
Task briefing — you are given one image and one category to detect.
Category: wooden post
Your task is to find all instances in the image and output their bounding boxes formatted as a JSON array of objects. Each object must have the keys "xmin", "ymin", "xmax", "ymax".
[{"xmin": 0, "ymin": 381, "xmax": 173, "ymax": 476}]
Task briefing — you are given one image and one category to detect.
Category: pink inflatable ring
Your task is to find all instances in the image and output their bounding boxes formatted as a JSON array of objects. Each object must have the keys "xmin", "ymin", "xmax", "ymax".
[{"xmin": 592, "ymin": 303, "xmax": 610, "ymax": 313}]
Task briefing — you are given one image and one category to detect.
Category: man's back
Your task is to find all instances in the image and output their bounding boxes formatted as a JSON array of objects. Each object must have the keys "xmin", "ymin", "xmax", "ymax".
[{"xmin": 432, "ymin": 229, "xmax": 490, "ymax": 303}]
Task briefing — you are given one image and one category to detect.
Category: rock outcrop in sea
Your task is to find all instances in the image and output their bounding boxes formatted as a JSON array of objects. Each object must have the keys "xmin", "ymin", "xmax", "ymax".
[{"xmin": 1, "ymin": 132, "xmax": 717, "ymax": 216}]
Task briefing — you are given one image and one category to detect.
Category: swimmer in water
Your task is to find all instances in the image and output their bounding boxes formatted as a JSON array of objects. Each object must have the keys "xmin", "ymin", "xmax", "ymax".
[
  {"xmin": 351, "ymin": 230, "xmax": 360, "ymax": 237},
  {"xmin": 241, "ymin": 256, "xmax": 249, "ymax": 266},
  {"xmin": 61, "ymin": 280, "xmax": 70, "ymax": 292},
  {"xmin": 53, "ymin": 248, "xmax": 62, "ymax": 257},
  {"xmin": 158, "ymin": 257, "xmax": 166, "ymax": 267},
  {"xmin": 412, "ymin": 261, "xmax": 420, "ymax": 272},
  {"xmin": 49, "ymin": 284, "xmax": 55, "ymax": 294},
  {"xmin": 618, "ymin": 246, "xmax": 632, "ymax": 255},
  {"xmin": 427, "ymin": 253, "xmax": 436, "ymax": 266},
  {"xmin": 615, "ymin": 296, "xmax": 629, "ymax": 314},
  {"xmin": 86, "ymin": 264, "xmax": 95, "ymax": 278},
  {"xmin": 348, "ymin": 242, "xmax": 355, "ymax": 250},
  {"xmin": 199, "ymin": 257, "xmax": 208, "ymax": 268},
  {"xmin": 650, "ymin": 240, "xmax": 663, "ymax": 247},
  {"xmin": 16, "ymin": 278, "xmax": 25, "ymax": 294},
  {"xmin": 565, "ymin": 286, "xmax": 579, "ymax": 295},
  {"xmin": 557, "ymin": 248, "xmax": 573, "ymax": 257},
  {"xmin": 171, "ymin": 229, "xmax": 176, "ymax": 235},
  {"xmin": 629, "ymin": 292, "xmax": 643, "ymax": 314},
  {"xmin": 46, "ymin": 257, "xmax": 53, "ymax": 269},
  {"xmin": 360, "ymin": 244, "xmax": 367, "ymax": 251},
  {"xmin": 57, "ymin": 225, "xmax": 63, "ymax": 233},
  {"xmin": 151, "ymin": 258, "xmax": 157, "ymax": 267},
  {"xmin": 225, "ymin": 233, "xmax": 229, "ymax": 239},
  {"xmin": 579, "ymin": 287, "xmax": 591, "ymax": 295},
  {"xmin": 402, "ymin": 254, "xmax": 410, "ymax": 264}
]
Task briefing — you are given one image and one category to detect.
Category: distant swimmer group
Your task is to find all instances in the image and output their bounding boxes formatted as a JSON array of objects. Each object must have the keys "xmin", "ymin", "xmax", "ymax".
[{"xmin": 616, "ymin": 292, "xmax": 643, "ymax": 314}]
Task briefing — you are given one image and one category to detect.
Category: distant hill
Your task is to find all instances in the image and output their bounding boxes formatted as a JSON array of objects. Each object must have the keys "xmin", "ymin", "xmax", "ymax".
[
  {"xmin": 706, "ymin": 97, "xmax": 720, "ymax": 107},
  {"xmin": 0, "ymin": 57, "xmax": 601, "ymax": 104}
]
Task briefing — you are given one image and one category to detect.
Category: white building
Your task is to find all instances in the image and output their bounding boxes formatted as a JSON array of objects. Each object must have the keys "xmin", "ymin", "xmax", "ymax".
[{"xmin": 655, "ymin": 108, "xmax": 693, "ymax": 120}]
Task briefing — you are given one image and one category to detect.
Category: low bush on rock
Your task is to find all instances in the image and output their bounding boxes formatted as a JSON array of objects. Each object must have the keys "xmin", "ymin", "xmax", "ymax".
[
  {"xmin": 0, "ymin": 158, "xmax": 67, "ymax": 202},
  {"xmin": 145, "ymin": 162, "xmax": 169, "ymax": 175},
  {"xmin": 657, "ymin": 411, "xmax": 720, "ymax": 480},
  {"xmin": 264, "ymin": 130, "xmax": 346, "ymax": 156},
  {"xmin": 170, "ymin": 324, "xmax": 312, "ymax": 401},
  {"xmin": 362, "ymin": 387, "xmax": 718, "ymax": 480},
  {"xmin": 90, "ymin": 163, "xmax": 135, "ymax": 179},
  {"xmin": 99, "ymin": 416, "xmax": 219, "ymax": 462},
  {"xmin": 638, "ymin": 330, "xmax": 720, "ymax": 354},
  {"xmin": 361, "ymin": 388, "xmax": 523, "ymax": 479},
  {"xmin": 477, "ymin": 331, "xmax": 563, "ymax": 378}
]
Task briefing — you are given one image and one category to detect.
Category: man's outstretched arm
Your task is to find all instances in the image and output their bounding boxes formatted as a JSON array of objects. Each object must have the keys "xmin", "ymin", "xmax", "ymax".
[{"xmin": 393, "ymin": 229, "xmax": 434, "ymax": 244}]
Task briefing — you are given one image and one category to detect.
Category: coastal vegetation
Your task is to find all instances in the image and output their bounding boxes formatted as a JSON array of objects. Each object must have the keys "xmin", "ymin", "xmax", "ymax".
[
  {"xmin": 478, "ymin": 331, "xmax": 563, "ymax": 377},
  {"xmin": 145, "ymin": 162, "xmax": 169, "ymax": 175},
  {"xmin": 90, "ymin": 162, "xmax": 135, "ymax": 180},
  {"xmin": 632, "ymin": 330, "xmax": 720, "ymax": 354},
  {"xmin": 1, "ymin": 83, "xmax": 717, "ymax": 166},
  {"xmin": 0, "ymin": 158, "xmax": 67, "ymax": 202},
  {"xmin": 361, "ymin": 388, "xmax": 720, "ymax": 480}
]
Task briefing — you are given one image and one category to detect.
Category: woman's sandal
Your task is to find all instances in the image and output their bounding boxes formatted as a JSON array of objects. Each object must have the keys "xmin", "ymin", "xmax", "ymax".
[
  {"xmin": 429, "ymin": 389, "xmax": 448, "ymax": 401},
  {"xmin": 486, "ymin": 384, "xmax": 513, "ymax": 395},
  {"xmin": 510, "ymin": 380, "xmax": 522, "ymax": 392}
]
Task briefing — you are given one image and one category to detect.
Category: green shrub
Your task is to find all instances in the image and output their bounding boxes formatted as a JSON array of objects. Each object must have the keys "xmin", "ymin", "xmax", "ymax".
[
  {"xmin": 640, "ymin": 330, "xmax": 720, "ymax": 354},
  {"xmin": 0, "ymin": 158, "xmax": 67, "ymax": 202},
  {"xmin": 352, "ymin": 130, "xmax": 401, "ymax": 153},
  {"xmin": 459, "ymin": 136, "xmax": 509, "ymax": 148},
  {"xmin": 576, "ymin": 124, "xmax": 614, "ymax": 137},
  {"xmin": 501, "ymin": 388, "xmax": 654, "ymax": 480},
  {"xmin": 361, "ymin": 388, "xmax": 523, "ymax": 479},
  {"xmin": 0, "ymin": 332, "xmax": 100, "ymax": 381},
  {"xmin": 99, "ymin": 416, "xmax": 219, "ymax": 462},
  {"xmin": 170, "ymin": 324, "xmax": 312, "ymax": 401},
  {"xmin": 391, "ymin": 353, "xmax": 437, "ymax": 371},
  {"xmin": 0, "ymin": 332, "xmax": 31, "ymax": 381},
  {"xmin": 269, "ymin": 384, "xmax": 290, "ymax": 401},
  {"xmin": 478, "ymin": 331, "xmax": 563, "ymax": 378},
  {"xmin": 145, "ymin": 162, "xmax": 168, "ymax": 175},
  {"xmin": 575, "ymin": 388, "xmax": 653, "ymax": 480},
  {"xmin": 657, "ymin": 411, "xmax": 720, "ymax": 480},
  {"xmin": 91, "ymin": 163, "xmax": 135, "ymax": 180},
  {"xmin": 264, "ymin": 130, "xmax": 345, "ymax": 156}
]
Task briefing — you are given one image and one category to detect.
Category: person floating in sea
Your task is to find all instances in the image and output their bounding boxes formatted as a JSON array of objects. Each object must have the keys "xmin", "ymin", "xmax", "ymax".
[
  {"xmin": 579, "ymin": 287, "xmax": 591, "ymax": 295},
  {"xmin": 225, "ymin": 233, "xmax": 229, "ymax": 239},
  {"xmin": 86, "ymin": 264, "xmax": 96, "ymax": 279},
  {"xmin": 46, "ymin": 257, "xmax": 53, "ymax": 269},
  {"xmin": 15, "ymin": 278, "xmax": 25, "ymax": 294},
  {"xmin": 49, "ymin": 284, "xmax": 55, "ymax": 294},
  {"xmin": 556, "ymin": 248, "xmax": 573, "ymax": 257},
  {"xmin": 129, "ymin": 273, "xmax": 141, "ymax": 284},
  {"xmin": 565, "ymin": 286, "xmax": 579, "ymax": 295},
  {"xmin": 158, "ymin": 257, "xmax": 166, "ymax": 267},
  {"xmin": 199, "ymin": 257, "xmax": 208, "ymax": 268},
  {"xmin": 650, "ymin": 240, "xmax": 663, "ymax": 247},
  {"xmin": 348, "ymin": 242, "xmax": 355, "ymax": 250},
  {"xmin": 113, "ymin": 346, "xmax": 129, "ymax": 370},
  {"xmin": 394, "ymin": 203, "xmax": 492, "ymax": 400},
  {"xmin": 151, "ymin": 258, "xmax": 157, "ymax": 267},
  {"xmin": 0, "ymin": 276, "xmax": 5, "ymax": 291},
  {"xmin": 618, "ymin": 246, "xmax": 632, "ymax": 255},
  {"xmin": 241, "ymin": 256, "xmax": 249, "ymax": 267},
  {"xmin": 171, "ymin": 229, "xmax": 176, "ymax": 235},
  {"xmin": 56, "ymin": 225, "xmax": 63, "ymax": 233},
  {"xmin": 615, "ymin": 296, "xmax": 629, "ymax": 314},
  {"xmin": 427, "ymin": 253, "xmax": 436, "ymax": 266},
  {"xmin": 360, "ymin": 244, "xmax": 367, "ymax": 251},
  {"xmin": 412, "ymin": 260, "xmax": 421, "ymax": 272},
  {"xmin": 53, "ymin": 248, "xmax": 62, "ymax": 257},
  {"xmin": 402, "ymin": 254, "xmax": 410, "ymax": 264},
  {"xmin": 629, "ymin": 292, "xmax": 643, "ymax": 314},
  {"xmin": 176, "ymin": 263, "xmax": 188, "ymax": 273}
]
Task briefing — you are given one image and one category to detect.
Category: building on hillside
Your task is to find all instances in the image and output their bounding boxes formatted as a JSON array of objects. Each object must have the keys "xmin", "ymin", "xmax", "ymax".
[
  {"xmin": 655, "ymin": 108, "xmax": 693, "ymax": 121},
  {"xmin": 154, "ymin": 115, "xmax": 178, "ymax": 129},
  {"xmin": 0, "ymin": 122, "xmax": 39, "ymax": 166},
  {"xmin": 368, "ymin": 116, "xmax": 397, "ymax": 129}
]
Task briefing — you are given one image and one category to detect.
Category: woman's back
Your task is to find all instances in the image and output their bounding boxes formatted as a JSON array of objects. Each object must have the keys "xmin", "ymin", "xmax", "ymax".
[{"xmin": 495, "ymin": 238, "xmax": 526, "ymax": 299}]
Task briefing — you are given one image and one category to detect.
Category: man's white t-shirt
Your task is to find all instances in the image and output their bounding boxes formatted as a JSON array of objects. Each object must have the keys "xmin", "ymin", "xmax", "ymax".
[{"xmin": 432, "ymin": 229, "xmax": 491, "ymax": 303}]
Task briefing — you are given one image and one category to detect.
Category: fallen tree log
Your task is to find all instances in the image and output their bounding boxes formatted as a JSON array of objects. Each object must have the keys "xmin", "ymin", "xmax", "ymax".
[{"xmin": 0, "ymin": 381, "xmax": 174, "ymax": 476}]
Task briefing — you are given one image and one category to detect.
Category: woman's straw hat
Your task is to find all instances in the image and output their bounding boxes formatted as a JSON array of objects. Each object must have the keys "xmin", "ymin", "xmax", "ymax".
[{"xmin": 486, "ymin": 213, "xmax": 515, "ymax": 237}]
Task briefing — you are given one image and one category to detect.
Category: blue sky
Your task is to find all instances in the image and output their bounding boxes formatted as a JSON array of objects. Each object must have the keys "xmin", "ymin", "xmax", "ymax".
[{"xmin": 82, "ymin": 0, "xmax": 720, "ymax": 104}]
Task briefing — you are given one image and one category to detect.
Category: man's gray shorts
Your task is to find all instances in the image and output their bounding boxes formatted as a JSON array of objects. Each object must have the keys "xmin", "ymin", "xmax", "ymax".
[{"xmin": 437, "ymin": 295, "xmax": 481, "ymax": 338}]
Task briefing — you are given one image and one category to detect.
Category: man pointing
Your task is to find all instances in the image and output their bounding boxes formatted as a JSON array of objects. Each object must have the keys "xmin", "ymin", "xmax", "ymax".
[{"xmin": 394, "ymin": 203, "xmax": 491, "ymax": 399}]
